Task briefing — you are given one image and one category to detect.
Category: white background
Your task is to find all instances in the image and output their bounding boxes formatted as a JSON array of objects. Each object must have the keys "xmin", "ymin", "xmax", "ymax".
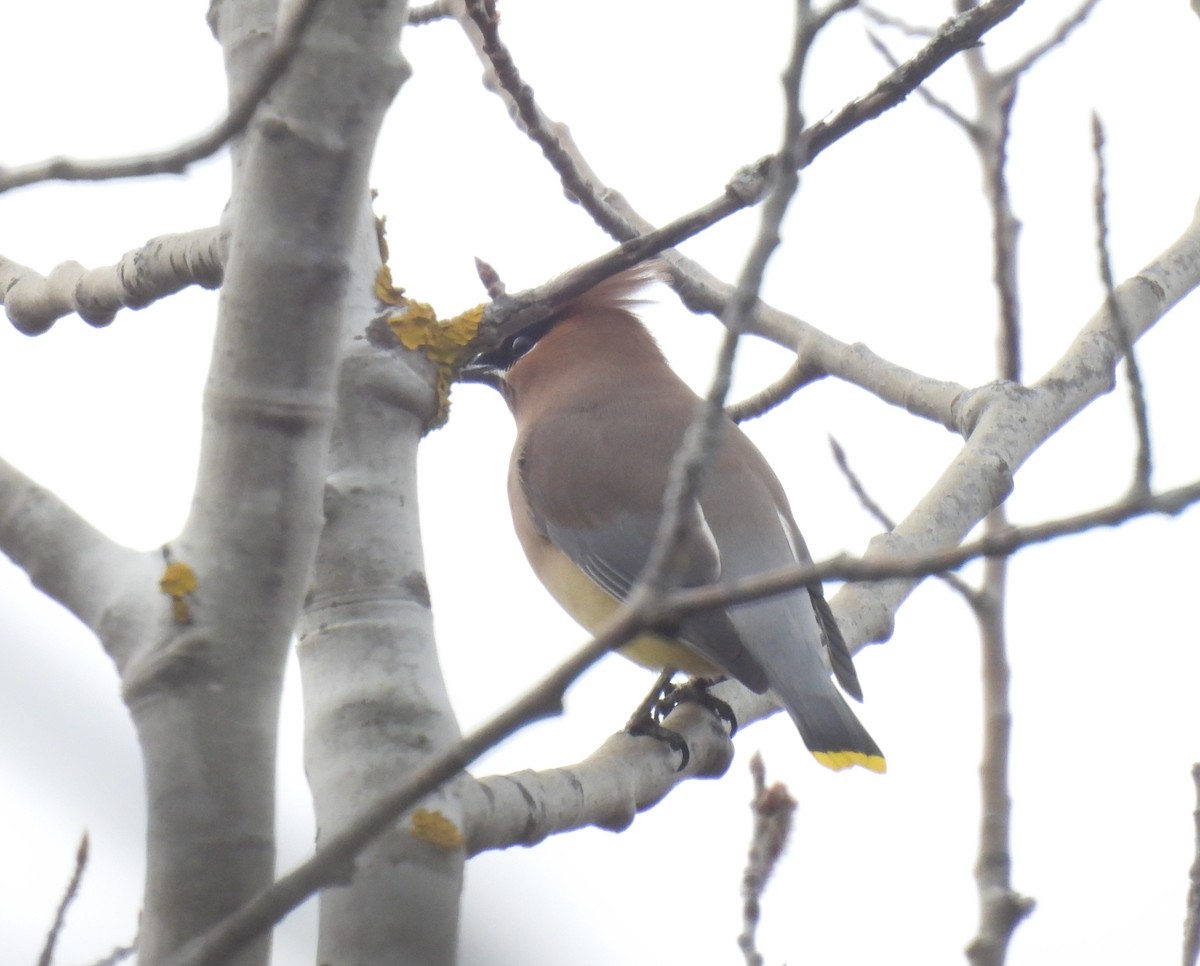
[{"xmin": 2, "ymin": 2, "xmax": 1199, "ymax": 963}]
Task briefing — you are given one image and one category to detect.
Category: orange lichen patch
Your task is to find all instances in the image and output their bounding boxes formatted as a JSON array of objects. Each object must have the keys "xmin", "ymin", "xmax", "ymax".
[
  {"xmin": 159, "ymin": 561, "xmax": 198, "ymax": 624},
  {"xmin": 410, "ymin": 807, "xmax": 465, "ymax": 850},
  {"xmin": 376, "ymin": 265, "xmax": 485, "ymax": 429}
]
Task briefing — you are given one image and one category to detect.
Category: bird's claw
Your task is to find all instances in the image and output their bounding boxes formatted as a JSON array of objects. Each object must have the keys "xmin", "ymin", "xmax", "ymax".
[
  {"xmin": 624, "ymin": 672, "xmax": 737, "ymax": 771},
  {"xmin": 655, "ymin": 676, "xmax": 737, "ymax": 737}
]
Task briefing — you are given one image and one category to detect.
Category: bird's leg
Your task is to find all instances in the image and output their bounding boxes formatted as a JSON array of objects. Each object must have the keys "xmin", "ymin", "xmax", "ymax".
[
  {"xmin": 625, "ymin": 669, "xmax": 691, "ymax": 770},
  {"xmin": 656, "ymin": 676, "xmax": 738, "ymax": 737},
  {"xmin": 627, "ymin": 668, "xmax": 677, "ymax": 728}
]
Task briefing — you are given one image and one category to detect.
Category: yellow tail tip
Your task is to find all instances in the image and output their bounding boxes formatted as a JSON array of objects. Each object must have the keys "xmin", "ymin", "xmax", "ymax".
[{"xmin": 813, "ymin": 750, "xmax": 887, "ymax": 774}]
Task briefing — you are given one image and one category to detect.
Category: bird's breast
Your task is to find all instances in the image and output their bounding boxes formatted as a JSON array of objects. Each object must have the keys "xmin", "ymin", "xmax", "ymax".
[{"xmin": 524, "ymin": 532, "xmax": 720, "ymax": 677}]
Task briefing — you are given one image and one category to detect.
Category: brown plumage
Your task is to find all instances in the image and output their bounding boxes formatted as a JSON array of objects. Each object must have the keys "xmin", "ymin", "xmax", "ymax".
[{"xmin": 462, "ymin": 268, "xmax": 884, "ymax": 772}]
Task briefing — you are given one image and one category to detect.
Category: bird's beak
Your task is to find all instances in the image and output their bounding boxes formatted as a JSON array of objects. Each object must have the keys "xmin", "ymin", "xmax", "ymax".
[{"xmin": 457, "ymin": 349, "xmax": 507, "ymax": 392}]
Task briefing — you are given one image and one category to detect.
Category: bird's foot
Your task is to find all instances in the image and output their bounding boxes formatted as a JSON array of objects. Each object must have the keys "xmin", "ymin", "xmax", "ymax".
[
  {"xmin": 656, "ymin": 676, "xmax": 737, "ymax": 737},
  {"xmin": 625, "ymin": 670, "xmax": 690, "ymax": 770},
  {"xmin": 624, "ymin": 672, "xmax": 737, "ymax": 771}
]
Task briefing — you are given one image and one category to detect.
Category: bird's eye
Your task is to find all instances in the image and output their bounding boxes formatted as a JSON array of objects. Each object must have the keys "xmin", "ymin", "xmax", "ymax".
[{"xmin": 509, "ymin": 334, "xmax": 536, "ymax": 359}]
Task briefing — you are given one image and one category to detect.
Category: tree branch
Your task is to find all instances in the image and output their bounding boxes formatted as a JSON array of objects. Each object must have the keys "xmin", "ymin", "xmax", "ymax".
[
  {"xmin": 162, "ymin": 464, "xmax": 1200, "ymax": 961},
  {"xmin": 1183, "ymin": 763, "xmax": 1200, "ymax": 966},
  {"xmin": 458, "ymin": 476, "xmax": 1200, "ymax": 858},
  {"xmin": 165, "ymin": 596, "xmax": 713, "ymax": 966},
  {"xmin": 639, "ymin": 0, "xmax": 842, "ymax": 595},
  {"xmin": 668, "ymin": 479, "xmax": 1200, "ymax": 626},
  {"xmin": 1092, "ymin": 112, "xmax": 1152, "ymax": 496},
  {"xmin": 737, "ymin": 754, "xmax": 797, "ymax": 966},
  {"xmin": 407, "ymin": 0, "xmax": 455, "ymax": 24},
  {"xmin": 461, "ymin": 0, "xmax": 1028, "ymax": 349},
  {"xmin": 826, "ymin": 183, "xmax": 1200, "ymax": 649},
  {"xmin": 0, "ymin": 456, "xmax": 155, "ymax": 643},
  {"xmin": 169, "ymin": 185, "xmax": 1199, "ymax": 942},
  {"xmin": 1, "ymin": 227, "xmax": 227, "ymax": 335},
  {"xmin": 0, "ymin": 0, "xmax": 323, "ymax": 194},
  {"xmin": 37, "ymin": 833, "xmax": 89, "ymax": 966},
  {"xmin": 998, "ymin": 0, "xmax": 1102, "ymax": 83}
]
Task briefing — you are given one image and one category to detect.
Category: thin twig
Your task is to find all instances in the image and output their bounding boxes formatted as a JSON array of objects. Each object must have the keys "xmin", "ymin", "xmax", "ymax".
[
  {"xmin": 165, "ymin": 601, "xmax": 648, "ymax": 966},
  {"xmin": 966, "ymin": 507, "xmax": 1035, "ymax": 966},
  {"xmin": 37, "ymin": 833, "xmax": 89, "ymax": 966},
  {"xmin": 89, "ymin": 941, "xmax": 138, "ymax": 966},
  {"xmin": 1092, "ymin": 112, "xmax": 1153, "ymax": 495},
  {"xmin": 986, "ymin": 79, "xmax": 1022, "ymax": 382},
  {"xmin": 666, "ymin": 478, "xmax": 1200, "ymax": 620},
  {"xmin": 726, "ymin": 355, "xmax": 821, "ymax": 423},
  {"xmin": 829, "ymin": 435, "xmax": 898, "ymax": 531},
  {"xmin": 407, "ymin": 0, "xmax": 455, "ymax": 24},
  {"xmin": 164, "ymin": 9, "xmax": 846, "ymax": 958},
  {"xmin": 644, "ymin": 0, "xmax": 843, "ymax": 591},
  {"xmin": 164, "ymin": 472, "xmax": 1200, "ymax": 965},
  {"xmin": 864, "ymin": 29, "xmax": 976, "ymax": 132},
  {"xmin": 860, "ymin": 3, "xmax": 938, "ymax": 37},
  {"xmin": 0, "ymin": 0, "xmax": 323, "ymax": 193},
  {"xmin": 999, "ymin": 0, "xmax": 1103, "ymax": 82},
  {"xmin": 737, "ymin": 754, "xmax": 797, "ymax": 966},
  {"xmin": 1183, "ymin": 764, "xmax": 1200, "ymax": 966},
  {"xmin": 463, "ymin": 0, "xmax": 1028, "ymax": 346},
  {"xmin": 662, "ymin": 0, "xmax": 859, "ymax": 602},
  {"xmin": 829, "ymin": 436, "xmax": 984, "ymax": 604},
  {"xmin": 954, "ymin": 33, "xmax": 1031, "ymax": 961}
]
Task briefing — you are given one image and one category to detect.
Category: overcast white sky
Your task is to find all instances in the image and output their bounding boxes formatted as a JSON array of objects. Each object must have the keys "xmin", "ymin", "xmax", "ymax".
[{"xmin": 3, "ymin": 2, "xmax": 1200, "ymax": 964}]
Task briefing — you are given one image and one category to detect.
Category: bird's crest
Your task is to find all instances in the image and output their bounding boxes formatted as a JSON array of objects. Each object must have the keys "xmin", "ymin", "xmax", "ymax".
[{"xmin": 557, "ymin": 263, "xmax": 663, "ymax": 320}]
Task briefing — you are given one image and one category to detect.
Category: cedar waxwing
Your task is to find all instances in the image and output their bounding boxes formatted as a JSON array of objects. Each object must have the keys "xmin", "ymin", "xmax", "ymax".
[{"xmin": 462, "ymin": 269, "xmax": 885, "ymax": 773}]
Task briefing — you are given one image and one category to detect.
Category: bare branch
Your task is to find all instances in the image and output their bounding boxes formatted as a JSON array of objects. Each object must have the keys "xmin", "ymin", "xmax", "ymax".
[
  {"xmin": 967, "ymin": 508, "xmax": 1035, "ymax": 966},
  {"xmin": 1, "ymin": 226, "xmax": 227, "ymax": 334},
  {"xmin": 667, "ymin": 478, "xmax": 1200, "ymax": 629},
  {"xmin": 1183, "ymin": 763, "xmax": 1200, "ymax": 966},
  {"xmin": 461, "ymin": 476, "xmax": 1200, "ymax": 857},
  {"xmin": 985, "ymin": 78, "xmax": 1022, "ymax": 382},
  {"xmin": 830, "ymin": 200, "xmax": 1200, "ymax": 649},
  {"xmin": 164, "ymin": 597, "xmax": 695, "ymax": 966},
  {"xmin": 166, "ymin": 460, "xmax": 1200, "ymax": 957},
  {"xmin": 462, "ymin": 0, "xmax": 1028, "ymax": 348},
  {"xmin": 407, "ymin": 0, "xmax": 455, "ymax": 24},
  {"xmin": 938, "ymin": 30, "xmax": 1033, "ymax": 959},
  {"xmin": 860, "ymin": 4, "xmax": 938, "ymax": 37},
  {"xmin": 726, "ymin": 355, "xmax": 821, "ymax": 423},
  {"xmin": 89, "ymin": 942, "xmax": 138, "ymax": 966},
  {"xmin": 165, "ymin": 10, "xmax": 849, "ymax": 952},
  {"xmin": 0, "ymin": 0, "xmax": 323, "ymax": 194},
  {"xmin": 830, "ymin": 433, "xmax": 982, "ymax": 600},
  {"xmin": 1092, "ymin": 112, "xmax": 1153, "ymax": 495},
  {"xmin": 0, "ymin": 456, "xmax": 154, "ymax": 641},
  {"xmin": 737, "ymin": 754, "xmax": 797, "ymax": 966},
  {"xmin": 999, "ymin": 0, "xmax": 1103, "ymax": 82},
  {"xmin": 864, "ymin": 29, "xmax": 976, "ymax": 132},
  {"xmin": 643, "ymin": 0, "xmax": 842, "ymax": 594},
  {"xmin": 802, "ymin": 0, "xmax": 1026, "ymax": 160},
  {"xmin": 454, "ymin": 0, "xmax": 975, "ymax": 431},
  {"xmin": 169, "ymin": 472, "xmax": 1200, "ymax": 965},
  {"xmin": 37, "ymin": 833, "xmax": 89, "ymax": 966},
  {"xmin": 673, "ymin": 263, "xmax": 969, "ymax": 430},
  {"xmin": 828, "ymin": 435, "xmax": 897, "ymax": 531}
]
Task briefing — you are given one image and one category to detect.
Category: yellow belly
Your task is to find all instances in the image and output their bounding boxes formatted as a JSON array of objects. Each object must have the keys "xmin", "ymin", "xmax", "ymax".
[{"xmin": 528, "ymin": 537, "xmax": 720, "ymax": 677}]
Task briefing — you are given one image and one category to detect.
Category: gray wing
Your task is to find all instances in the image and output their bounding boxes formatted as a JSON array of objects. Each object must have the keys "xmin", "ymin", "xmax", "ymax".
[{"xmin": 519, "ymin": 455, "xmax": 770, "ymax": 693}]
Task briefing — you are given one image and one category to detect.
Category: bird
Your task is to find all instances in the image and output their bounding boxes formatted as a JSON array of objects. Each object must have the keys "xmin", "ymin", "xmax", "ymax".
[{"xmin": 460, "ymin": 267, "xmax": 885, "ymax": 773}]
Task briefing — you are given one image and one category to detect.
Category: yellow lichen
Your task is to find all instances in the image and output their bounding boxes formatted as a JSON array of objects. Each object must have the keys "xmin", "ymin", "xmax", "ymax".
[
  {"xmin": 374, "ymin": 265, "xmax": 486, "ymax": 429},
  {"xmin": 410, "ymin": 807, "xmax": 465, "ymax": 850},
  {"xmin": 159, "ymin": 561, "xmax": 198, "ymax": 625}
]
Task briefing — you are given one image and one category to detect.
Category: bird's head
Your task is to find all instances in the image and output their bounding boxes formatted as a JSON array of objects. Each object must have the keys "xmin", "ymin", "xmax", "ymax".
[{"xmin": 457, "ymin": 264, "xmax": 664, "ymax": 402}]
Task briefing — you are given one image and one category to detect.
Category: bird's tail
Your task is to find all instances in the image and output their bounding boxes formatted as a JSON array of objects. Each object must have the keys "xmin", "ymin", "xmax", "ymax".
[{"xmin": 780, "ymin": 684, "xmax": 886, "ymax": 774}]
